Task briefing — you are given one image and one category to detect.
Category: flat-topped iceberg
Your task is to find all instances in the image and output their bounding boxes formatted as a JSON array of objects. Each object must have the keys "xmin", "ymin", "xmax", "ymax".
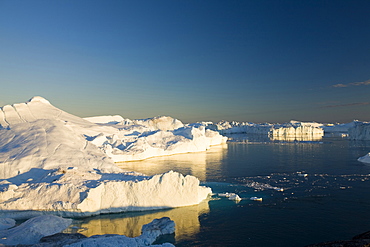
[
  {"xmin": 202, "ymin": 120, "xmax": 324, "ymax": 140},
  {"xmin": 348, "ymin": 121, "xmax": 370, "ymax": 141},
  {"xmin": 0, "ymin": 97, "xmax": 215, "ymax": 217}
]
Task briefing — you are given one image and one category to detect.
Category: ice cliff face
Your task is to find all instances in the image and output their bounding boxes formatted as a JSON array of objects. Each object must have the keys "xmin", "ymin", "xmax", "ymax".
[
  {"xmin": 348, "ymin": 121, "xmax": 370, "ymax": 164},
  {"xmin": 0, "ymin": 97, "xmax": 215, "ymax": 217},
  {"xmin": 348, "ymin": 121, "xmax": 370, "ymax": 140}
]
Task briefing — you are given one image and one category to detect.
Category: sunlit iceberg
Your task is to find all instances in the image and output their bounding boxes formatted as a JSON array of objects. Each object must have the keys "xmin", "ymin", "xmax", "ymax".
[
  {"xmin": 0, "ymin": 97, "xmax": 214, "ymax": 217},
  {"xmin": 203, "ymin": 120, "xmax": 324, "ymax": 140}
]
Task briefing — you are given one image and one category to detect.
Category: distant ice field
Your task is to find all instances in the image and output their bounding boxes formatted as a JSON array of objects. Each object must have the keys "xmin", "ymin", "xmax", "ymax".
[{"xmin": 104, "ymin": 135, "xmax": 370, "ymax": 246}]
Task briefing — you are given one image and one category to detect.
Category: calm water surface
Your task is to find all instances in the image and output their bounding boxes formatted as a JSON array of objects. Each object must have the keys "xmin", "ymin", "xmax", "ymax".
[{"xmin": 65, "ymin": 135, "xmax": 370, "ymax": 246}]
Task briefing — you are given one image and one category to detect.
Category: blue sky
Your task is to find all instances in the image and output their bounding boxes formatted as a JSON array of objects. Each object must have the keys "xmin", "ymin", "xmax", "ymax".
[{"xmin": 1, "ymin": 0, "xmax": 370, "ymax": 123}]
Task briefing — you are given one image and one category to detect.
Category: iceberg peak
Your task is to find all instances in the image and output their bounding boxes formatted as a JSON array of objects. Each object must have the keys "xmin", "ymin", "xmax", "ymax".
[{"xmin": 27, "ymin": 96, "xmax": 51, "ymax": 105}]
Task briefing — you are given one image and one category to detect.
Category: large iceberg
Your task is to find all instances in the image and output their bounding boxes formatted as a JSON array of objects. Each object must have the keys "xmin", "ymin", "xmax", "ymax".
[
  {"xmin": 0, "ymin": 97, "xmax": 216, "ymax": 217},
  {"xmin": 205, "ymin": 120, "xmax": 324, "ymax": 139},
  {"xmin": 348, "ymin": 121, "xmax": 370, "ymax": 140}
]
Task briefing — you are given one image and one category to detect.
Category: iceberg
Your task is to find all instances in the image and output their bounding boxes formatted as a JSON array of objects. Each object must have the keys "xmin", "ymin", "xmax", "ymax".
[
  {"xmin": 322, "ymin": 121, "xmax": 356, "ymax": 135},
  {"xmin": 348, "ymin": 121, "xmax": 370, "ymax": 140},
  {"xmin": 0, "ymin": 97, "xmax": 214, "ymax": 217},
  {"xmin": 204, "ymin": 120, "xmax": 324, "ymax": 139},
  {"xmin": 358, "ymin": 153, "xmax": 370, "ymax": 164}
]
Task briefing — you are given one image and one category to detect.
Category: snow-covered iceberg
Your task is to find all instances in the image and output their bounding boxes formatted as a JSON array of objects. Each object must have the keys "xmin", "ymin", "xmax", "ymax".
[
  {"xmin": 270, "ymin": 120, "xmax": 324, "ymax": 138},
  {"xmin": 0, "ymin": 97, "xmax": 214, "ymax": 217},
  {"xmin": 322, "ymin": 121, "xmax": 356, "ymax": 135},
  {"xmin": 348, "ymin": 121, "xmax": 370, "ymax": 140},
  {"xmin": 346, "ymin": 121, "xmax": 370, "ymax": 163},
  {"xmin": 204, "ymin": 120, "xmax": 324, "ymax": 140}
]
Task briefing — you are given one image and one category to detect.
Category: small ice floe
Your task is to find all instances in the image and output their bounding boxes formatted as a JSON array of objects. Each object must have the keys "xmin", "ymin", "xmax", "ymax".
[
  {"xmin": 218, "ymin": 192, "xmax": 242, "ymax": 201},
  {"xmin": 250, "ymin": 197, "xmax": 263, "ymax": 201},
  {"xmin": 297, "ymin": 172, "xmax": 308, "ymax": 177}
]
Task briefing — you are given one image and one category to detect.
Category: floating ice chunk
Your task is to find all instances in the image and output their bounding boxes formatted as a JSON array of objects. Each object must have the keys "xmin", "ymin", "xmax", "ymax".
[
  {"xmin": 250, "ymin": 197, "xmax": 263, "ymax": 201},
  {"xmin": 228, "ymin": 193, "xmax": 242, "ymax": 201},
  {"xmin": 298, "ymin": 172, "xmax": 308, "ymax": 177},
  {"xmin": 0, "ymin": 215, "xmax": 72, "ymax": 245},
  {"xmin": 218, "ymin": 192, "xmax": 242, "ymax": 201},
  {"xmin": 358, "ymin": 153, "xmax": 370, "ymax": 164}
]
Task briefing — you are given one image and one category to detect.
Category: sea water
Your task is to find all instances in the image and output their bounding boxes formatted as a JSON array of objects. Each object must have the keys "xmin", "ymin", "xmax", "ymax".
[{"xmin": 65, "ymin": 134, "xmax": 370, "ymax": 246}]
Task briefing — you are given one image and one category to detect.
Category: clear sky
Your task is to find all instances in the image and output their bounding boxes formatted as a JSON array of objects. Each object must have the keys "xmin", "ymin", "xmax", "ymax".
[{"xmin": 1, "ymin": 0, "xmax": 370, "ymax": 123}]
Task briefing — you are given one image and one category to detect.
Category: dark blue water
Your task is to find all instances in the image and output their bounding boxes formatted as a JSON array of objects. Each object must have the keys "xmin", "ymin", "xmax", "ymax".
[{"xmin": 66, "ymin": 135, "xmax": 370, "ymax": 246}]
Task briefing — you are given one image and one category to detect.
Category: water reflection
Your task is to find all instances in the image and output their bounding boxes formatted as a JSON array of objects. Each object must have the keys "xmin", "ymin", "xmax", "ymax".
[
  {"xmin": 116, "ymin": 144, "xmax": 228, "ymax": 181},
  {"xmin": 226, "ymin": 133, "xmax": 323, "ymax": 143},
  {"xmin": 64, "ymin": 200, "xmax": 210, "ymax": 241},
  {"xmin": 270, "ymin": 135, "xmax": 323, "ymax": 142}
]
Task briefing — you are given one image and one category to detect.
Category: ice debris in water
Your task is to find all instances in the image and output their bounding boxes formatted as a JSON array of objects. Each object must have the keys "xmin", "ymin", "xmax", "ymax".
[
  {"xmin": 250, "ymin": 197, "xmax": 263, "ymax": 201},
  {"xmin": 241, "ymin": 180, "xmax": 284, "ymax": 192},
  {"xmin": 218, "ymin": 192, "xmax": 242, "ymax": 201},
  {"xmin": 297, "ymin": 172, "xmax": 308, "ymax": 177}
]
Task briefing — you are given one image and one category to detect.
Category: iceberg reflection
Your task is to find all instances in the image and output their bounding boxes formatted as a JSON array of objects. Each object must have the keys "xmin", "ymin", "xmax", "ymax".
[
  {"xmin": 64, "ymin": 200, "xmax": 210, "ymax": 241},
  {"xmin": 270, "ymin": 135, "xmax": 323, "ymax": 142},
  {"xmin": 117, "ymin": 144, "xmax": 227, "ymax": 181}
]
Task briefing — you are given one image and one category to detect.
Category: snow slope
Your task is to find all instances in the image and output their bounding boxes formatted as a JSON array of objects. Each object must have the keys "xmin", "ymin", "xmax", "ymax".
[{"xmin": 0, "ymin": 97, "xmax": 214, "ymax": 217}]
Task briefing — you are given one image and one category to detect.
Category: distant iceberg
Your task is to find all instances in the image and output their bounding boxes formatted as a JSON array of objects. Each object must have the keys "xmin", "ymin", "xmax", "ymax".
[
  {"xmin": 201, "ymin": 120, "xmax": 324, "ymax": 140},
  {"xmin": 0, "ymin": 97, "xmax": 216, "ymax": 217},
  {"xmin": 348, "ymin": 121, "xmax": 370, "ymax": 141}
]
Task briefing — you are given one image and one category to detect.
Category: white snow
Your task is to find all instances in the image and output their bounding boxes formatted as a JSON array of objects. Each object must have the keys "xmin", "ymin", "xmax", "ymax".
[
  {"xmin": 0, "ymin": 97, "xmax": 215, "ymax": 217},
  {"xmin": 0, "ymin": 215, "xmax": 72, "ymax": 245}
]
